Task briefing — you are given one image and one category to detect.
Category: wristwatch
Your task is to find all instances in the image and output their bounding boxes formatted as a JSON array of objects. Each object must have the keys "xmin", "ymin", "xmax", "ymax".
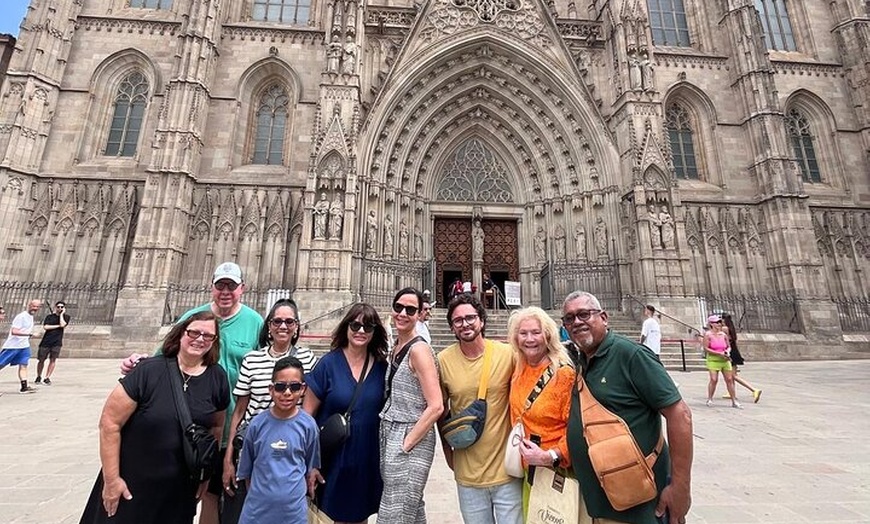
[{"xmin": 548, "ymin": 449, "xmax": 560, "ymax": 468}]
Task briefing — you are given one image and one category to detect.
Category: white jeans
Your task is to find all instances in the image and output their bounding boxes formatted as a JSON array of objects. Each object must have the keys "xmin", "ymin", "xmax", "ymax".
[{"xmin": 456, "ymin": 479, "xmax": 523, "ymax": 524}]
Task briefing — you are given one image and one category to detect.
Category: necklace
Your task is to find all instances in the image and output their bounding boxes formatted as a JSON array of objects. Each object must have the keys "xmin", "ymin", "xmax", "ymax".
[
  {"xmin": 268, "ymin": 344, "xmax": 294, "ymax": 359},
  {"xmin": 181, "ymin": 370, "xmax": 192, "ymax": 392}
]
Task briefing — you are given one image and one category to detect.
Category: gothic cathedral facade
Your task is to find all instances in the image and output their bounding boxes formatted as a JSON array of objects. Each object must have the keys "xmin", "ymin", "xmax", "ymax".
[{"xmin": 0, "ymin": 0, "xmax": 868, "ymax": 352}]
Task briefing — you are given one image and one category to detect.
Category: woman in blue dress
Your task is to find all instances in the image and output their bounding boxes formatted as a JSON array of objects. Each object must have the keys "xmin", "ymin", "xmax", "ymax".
[{"xmin": 304, "ymin": 303, "xmax": 389, "ymax": 523}]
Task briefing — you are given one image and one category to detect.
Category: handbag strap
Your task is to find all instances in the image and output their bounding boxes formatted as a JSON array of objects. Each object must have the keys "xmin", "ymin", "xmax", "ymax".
[
  {"xmin": 476, "ymin": 344, "xmax": 493, "ymax": 401},
  {"xmin": 576, "ymin": 372, "xmax": 663, "ymax": 468},
  {"xmin": 165, "ymin": 357, "xmax": 194, "ymax": 431},
  {"xmin": 344, "ymin": 351, "xmax": 371, "ymax": 418},
  {"xmin": 522, "ymin": 365, "xmax": 555, "ymax": 412},
  {"xmin": 386, "ymin": 335, "xmax": 424, "ymax": 399}
]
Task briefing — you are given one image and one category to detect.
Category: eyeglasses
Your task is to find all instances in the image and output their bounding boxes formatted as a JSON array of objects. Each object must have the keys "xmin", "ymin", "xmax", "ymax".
[
  {"xmin": 392, "ymin": 303, "xmax": 419, "ymax": 316},
  {"xmin": 349, "ymin": 321, "xmax": 375, "ymax": 333},
  {"xmin": 214, "ymin": 281, "xmax": 240, "ymax": 292},
  {"xmin": 185, "ymin": 329, "xmax": 217, "ymax": 342},
  {"xmin": 562, "ymin": 309, "xmax": 602, "ymax": 325},
  {"xmin": 270, "ymin": 317, "xmax": 298, "ymax": 327},
  {"xmin": 272, "ymin": 381, "xmax": 305, "ymax": 393},
  {"xmin": 451, "ymin": 314, "xmax": 480, "ymax": 328}
]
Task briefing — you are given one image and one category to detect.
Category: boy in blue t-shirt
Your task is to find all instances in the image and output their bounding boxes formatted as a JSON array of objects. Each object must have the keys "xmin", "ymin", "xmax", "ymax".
[{"xmin": 236, "ymin": 356, "xmax": 320, "ymax": 524}]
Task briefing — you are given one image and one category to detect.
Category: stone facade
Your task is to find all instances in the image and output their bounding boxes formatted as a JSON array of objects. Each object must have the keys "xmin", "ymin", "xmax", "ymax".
[
  {"xmin": 0, "ymin": 0, "xmax": 868, "ymax": 354},
  {"xmin": 0, "ymin": 34, "xmax": 15, "ymax": 87}
]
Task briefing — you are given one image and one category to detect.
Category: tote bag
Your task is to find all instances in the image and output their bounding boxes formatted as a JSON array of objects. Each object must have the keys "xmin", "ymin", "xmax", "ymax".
[{"xmin": 526, "ymin": 467, "xmax": 579, "ymax": 524}]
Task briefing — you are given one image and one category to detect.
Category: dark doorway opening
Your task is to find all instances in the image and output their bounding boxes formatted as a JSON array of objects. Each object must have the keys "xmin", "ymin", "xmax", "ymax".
[{"xmin": 442, "ymin": 269, "xmax": 463, "ymax": 305}]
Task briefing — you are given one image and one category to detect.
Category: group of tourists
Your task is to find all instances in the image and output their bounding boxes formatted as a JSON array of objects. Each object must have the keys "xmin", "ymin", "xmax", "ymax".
[{"xmin": 77, "ymin": 261, "xmax": 694, "ymax": 524}]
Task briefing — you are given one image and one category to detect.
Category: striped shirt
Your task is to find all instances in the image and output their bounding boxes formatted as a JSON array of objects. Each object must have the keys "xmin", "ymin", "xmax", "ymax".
[{"xmin": 233, "ymin": 345, "xmax": 317, "ymax": 423}]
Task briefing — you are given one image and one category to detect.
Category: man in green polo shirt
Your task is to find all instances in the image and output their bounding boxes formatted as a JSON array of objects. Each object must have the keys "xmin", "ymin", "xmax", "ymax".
[{"xmin": 562, "ymin": 291, "xmax": 693, "ymax": 524}]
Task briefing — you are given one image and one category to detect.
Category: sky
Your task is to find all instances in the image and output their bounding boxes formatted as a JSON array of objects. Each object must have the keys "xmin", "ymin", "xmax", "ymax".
[{"xmin": 1, "ymin": 0, "xmax": 30, "ymax": 37}]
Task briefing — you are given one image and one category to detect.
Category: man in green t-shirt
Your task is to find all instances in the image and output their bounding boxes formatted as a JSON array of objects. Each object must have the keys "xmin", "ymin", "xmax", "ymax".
[
  {"xmin": 121, "ymin": 262, "xmax": 263, "ymax": 524},
  {"xmin": 563, "ymin": 291, "xmax": 693, "ymax": 524}
]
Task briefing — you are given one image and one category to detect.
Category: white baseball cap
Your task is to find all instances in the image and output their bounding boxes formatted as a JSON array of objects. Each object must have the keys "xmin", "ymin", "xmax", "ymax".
[{"xmin": 213, "ymin": 262, "xmax": 243, "ymax": 284}]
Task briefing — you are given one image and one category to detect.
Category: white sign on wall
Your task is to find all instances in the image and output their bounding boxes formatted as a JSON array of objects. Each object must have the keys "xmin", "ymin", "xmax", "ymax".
[{"xmin": 504, "ymin": 281, "xmax": 522, "ymax": 306}]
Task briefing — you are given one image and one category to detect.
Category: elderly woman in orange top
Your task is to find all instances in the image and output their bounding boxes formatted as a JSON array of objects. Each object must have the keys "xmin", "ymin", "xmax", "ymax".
[{"xmin": 507, "ymin": 306, "xmax": 576, "ymax": 517}]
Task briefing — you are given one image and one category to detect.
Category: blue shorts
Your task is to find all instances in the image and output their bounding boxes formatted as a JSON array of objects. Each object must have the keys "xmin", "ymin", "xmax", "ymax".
[{"xmin": 0, "ymin": 347, "xmax": 31, "ymax": 368}]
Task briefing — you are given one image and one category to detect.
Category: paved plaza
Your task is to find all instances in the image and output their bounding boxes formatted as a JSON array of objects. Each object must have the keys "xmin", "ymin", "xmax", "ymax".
[{"xmin": 0, "ymin": 359, "xmax": 868, "ymax": 524}]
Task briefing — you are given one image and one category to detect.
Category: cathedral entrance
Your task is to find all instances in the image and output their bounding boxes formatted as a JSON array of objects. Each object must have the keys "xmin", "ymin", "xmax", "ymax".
[{"xmin": 433, "ymin": 217, "xmax": 519, "ymax": 305}]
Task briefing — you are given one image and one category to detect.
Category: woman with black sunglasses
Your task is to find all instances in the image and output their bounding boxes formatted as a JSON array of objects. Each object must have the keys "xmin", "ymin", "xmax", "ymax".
[
  {"xmin": 304, "ymin": 303, "xmax": 389, "ymax": 524},
  {"xmin": 220, "ymin": 299, "xmax": 317, "ymax": 523},
  {"xmin": 378, "ymin": 288, "xmax": 443, "ymax": 523}
]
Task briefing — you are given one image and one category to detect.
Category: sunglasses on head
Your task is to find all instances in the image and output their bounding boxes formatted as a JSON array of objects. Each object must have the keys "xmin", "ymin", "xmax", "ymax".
[
  {"xmin": 185, "ymin": 329, "xmax": 217, "ymax": 342},
  {"xmin": 392, "ymin": 303, "xmax": 419, "ymax": 316},
  {"xmin": 272, "ymin": 381, "xmax": 305, "ymax": 393},
  {"xmin": 348, "ymin": 320, "xmax": 376, "ymax": 333},
  {"xmin": 214, "ymin": 281, "xmax": 240, "ymax": 291},
  {"xmin": 270, "ymin": 317, "xmax": 298, "ymax": 327}
]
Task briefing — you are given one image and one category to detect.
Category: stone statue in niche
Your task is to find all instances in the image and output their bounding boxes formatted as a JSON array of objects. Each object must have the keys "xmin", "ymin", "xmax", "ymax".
[
  {"xmin": 594, "ymin": 216, "xmax": 608, "ymax": 258},
  {"xmin": 648, "ymin": 205, "xmax": 662, "ymax": 249},
  {"xmin": 534, "ymin": 226, "xmax": 547, "ymax": 263},
  {"xmin": 313, "ymin": 193, "xmax": 329, "ymax": 239},
  {"xmin": 326, "ymin": 35, "xmax": 342, "ymax": 73},
  {"xmin": 574, "ymin": 222, "xmax": 587, "ymax": 261},
  {"xmin": 660, "ymin": 205, "xmax": 675, "ymax": 249},
  {"xmin": 399, "ymin": 219, "xmax": 409, "ymax": 259},
  {"xmin": 554, "ymin": 224, "xmax": 566, "ymax": 261},
  {"xmin": 328, "ymin": 194, "xmax": 344, "ymax": 240},
  {"xmin": 472, "ymin": 219, "xmax": 485, "ymax": 260},
  {"xmin": 383, "ymin": 215, "xmax": 394, "ymax": 256},
  {"xmin": 413, "ymin": 226, "xmax": 424, "ymax": 259},
  {"xmin": 366, "ymin": 210, "xmax": 378, "ymax": 253},
  {"xmin": 342, "ymin": 36, "xmax": 357, "ymax": 74},
  {"xmin": 629, "ymin": 53, "xmax": 642, "ymax": 91},
  {"xmin": 641, "ymin": 54, "xmax": 655, "ymax": 91}
]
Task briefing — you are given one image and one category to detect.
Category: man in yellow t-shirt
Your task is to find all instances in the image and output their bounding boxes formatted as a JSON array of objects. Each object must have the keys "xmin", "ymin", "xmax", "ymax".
[{"xmin": 437, "ymin": 294, "xmax": 521, "ymax": 524}]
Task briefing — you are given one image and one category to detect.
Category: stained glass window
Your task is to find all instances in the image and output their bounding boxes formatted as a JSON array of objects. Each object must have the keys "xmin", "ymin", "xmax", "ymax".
[{"xmin": 105, "ymin": 72, "xmax": 149, "ymax": 157}]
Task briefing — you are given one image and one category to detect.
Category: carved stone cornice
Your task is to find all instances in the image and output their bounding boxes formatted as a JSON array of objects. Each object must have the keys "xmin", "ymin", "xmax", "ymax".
[
  {"xmin": 772, "ymin": 60, "xmax": 846, "ymax": 79},
  {"xmin": 75, "ymin": 16, "xmax": 181, "ymax": 36},
  {"xmin": 653, "ymin": 50, "xmax": 729, "ymax": 71},
  {"xmin": 365, "ymin": 7, "xmax": 417, "ymax": 30},
  {"xmin": 220, "ymin": 24, "xmax": 325, "ymax": 44},
  {"xmin": 555, "ymin": 19, "xmax": 602, "ymax": 43}
]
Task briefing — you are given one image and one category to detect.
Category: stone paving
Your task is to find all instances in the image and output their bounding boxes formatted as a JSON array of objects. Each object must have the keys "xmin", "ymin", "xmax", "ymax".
[{"xmin": 0, "ymin": 359, "xmax": 868, "ymax": 524}]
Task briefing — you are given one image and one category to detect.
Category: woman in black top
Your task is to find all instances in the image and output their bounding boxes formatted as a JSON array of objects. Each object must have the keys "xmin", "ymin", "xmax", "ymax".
[{"xmin": 80, "ymin": 311, "xmax": 230, "ymax": 524}]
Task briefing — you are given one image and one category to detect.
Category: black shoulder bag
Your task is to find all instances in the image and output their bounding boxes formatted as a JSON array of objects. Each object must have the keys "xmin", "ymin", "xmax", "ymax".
[
  {"xmin": 166, "ymin": 358, "xmax": 219, "ymax": 482},
  {"xmin": 385, "ymin": 335, "xmax": 424, "ymax": 400},
  {"xmin": 319, "ymin": 351, "xmax": 371, "ymax": 456}
]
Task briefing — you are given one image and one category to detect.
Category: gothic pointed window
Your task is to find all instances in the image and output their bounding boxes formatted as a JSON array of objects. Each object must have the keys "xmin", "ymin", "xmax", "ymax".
[
  {"xmin": 647, "ymin": 0, "xmax": 691, "ymax": 47},
  {"xmin": 786, "ymin": 109, "xmax": 821, "ymax": 183},
  {"xmin": 130, "ymin": 0, "xmax": 172, "ymax": 8},
  {"xmin": 755, "ymin": 0, "xmax": 796, "ymax": 51},
  {"xmin": 105, "ymin": 72, "xmax": 149, "ymax": 157},
  {"xmin": 436, "ymin": 138, "xmax": 514, "ymax": 203},
  {"xmin": 252, "ymin": 84, "xmax": 289, "ymax": 165},
  {"xmin": 665, "ymin": 104, "xmax": 699, "ymax": 180},
  {"xmin": 252, "ymin": 0, "xmax": 310, "ymax": 24}
]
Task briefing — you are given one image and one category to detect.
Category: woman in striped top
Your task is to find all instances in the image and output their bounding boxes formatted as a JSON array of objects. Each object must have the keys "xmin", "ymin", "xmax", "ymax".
[{"xmin": 220, "ymin": 298, "xmax": 317, "ymax": 520}]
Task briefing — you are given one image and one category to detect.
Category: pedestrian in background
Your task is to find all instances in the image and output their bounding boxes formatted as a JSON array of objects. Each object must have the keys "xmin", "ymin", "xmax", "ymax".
[
  {"xmin": 640, "ymin": 304, "xmax": 661, "ymax": 356},
  {"xmin": 721, "ymin": 313, "xmax": 762, "ymax": 403},
  {"xmin": 36, "ymin": 301, "xmax": 70, "ymax": 385},
  {"xmin": 0, "ymin": 299, "xmax": 42, "ymax": 393}
]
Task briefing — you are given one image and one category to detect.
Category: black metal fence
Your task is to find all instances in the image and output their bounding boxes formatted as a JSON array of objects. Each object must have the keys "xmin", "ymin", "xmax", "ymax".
[
  {"xmin": 0, "ymin": 281, "xmax": 120, "ymax": 325},
  {"xmin": 162, "ymin": 285, "xmax": 287, "ymax": 325},
  {"xmin": 701, "ymin": 294, "xmax": 801, "ymax": 333},
  {"xmin": 833, "ymin": 297, "xmax": 870, "ymax": 333},
  {"xmin": 540, "ymin": 262, "xmax": 622, "ymax": 312},
  {"xmin": 359, "ymin": 259, "xmax": 426, "ymax": 309}
]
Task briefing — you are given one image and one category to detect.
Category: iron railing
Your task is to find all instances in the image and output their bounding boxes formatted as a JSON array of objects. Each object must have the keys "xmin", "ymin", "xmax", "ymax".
[
  {"xmin": 833, "ymin": 297, "xmax": 870, "ymax": 333},
  {"xmin": 541, "ymin": 262, "xmax": 622, "ymax": 311},
  {"xmin": 701, "ymin": 294, "xmax": 801, "ymax": 333},
  {"xmin": 359, "ymin": 258, "xmax": 426, "ymax": 309},
  {"xmin": 0, "ymin": 281, "xmax": 119, "ymax": 325}
]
